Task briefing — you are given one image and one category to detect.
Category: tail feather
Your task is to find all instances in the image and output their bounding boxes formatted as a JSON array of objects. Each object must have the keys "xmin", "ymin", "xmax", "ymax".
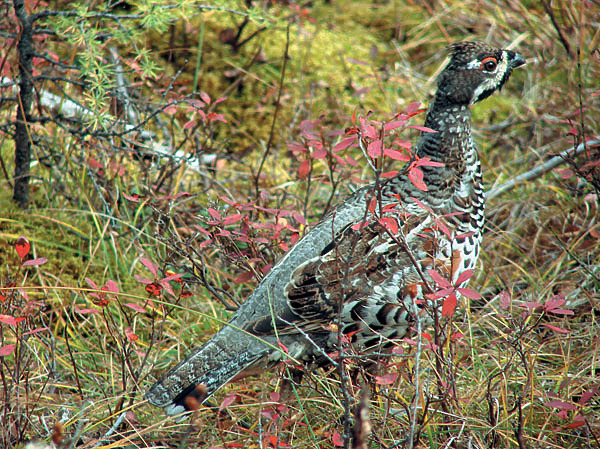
[{"xmin": 145, "ymin": 328, "xmax": 269, "ymax": 417}]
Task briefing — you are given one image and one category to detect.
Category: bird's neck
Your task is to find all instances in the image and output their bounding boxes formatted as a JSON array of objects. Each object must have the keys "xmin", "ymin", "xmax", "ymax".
[
  {"xmin": 416, "ymin": 98, "xmax": 473, "ymax": 163},
  {"xmin": 410, "ymin": 97, "xmax": 481, "ymax": 202}
]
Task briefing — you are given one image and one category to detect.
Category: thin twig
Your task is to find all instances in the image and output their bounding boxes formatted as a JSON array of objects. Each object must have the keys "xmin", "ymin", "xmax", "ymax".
[
  {"xmin": 253, "ymin": 23, "xmax": 290, "ymax": 199},
  {"xmin": 407, "ymin": 289, "xmax": 424, "ymax": 449},
  {"xmin": 94, "ymin": 411, "xmax": 127, "ymax": 447},
  {"xmin": 487, "ymin": 137, "xmax": 600, "ymax": 200}
]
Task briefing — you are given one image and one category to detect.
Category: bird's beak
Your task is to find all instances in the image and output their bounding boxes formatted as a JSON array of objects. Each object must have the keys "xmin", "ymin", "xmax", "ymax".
[{"xmin": 510, "ymin": 52, "xmax": 526, "ymax": 69}]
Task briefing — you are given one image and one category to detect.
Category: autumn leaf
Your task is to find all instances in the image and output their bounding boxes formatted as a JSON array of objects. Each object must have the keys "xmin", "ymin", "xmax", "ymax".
[
  {"xmin": 375, "ymin": 372, "xmax": 398, "ymax": 385},
  {"xmin": 298, "ymin": 159, "xmax": 311, "ymax": 179},
  {"xmin": 15, "ymin": 236, "xmax": 30, "ymax": 260},
  {"xmin": 0, "ymin": 344, "xmax": 16, "ymax": 356},
  {"xmin": 145, "ymin": 282, "xmax": 163, "ymax": 296},
  {"xmin": 140, "ymin": 257, "xmax": 159, "ymax": 276},
  {"xmin": 125, "ymin": 303, "xmax": 146, "ymax": 313},
  {"xmin": 125, "ymin": 327, "xmax": 138, "ymax": 342},
  {"xmin": 332, "ymin": 431, "xmax": 344, "ymax": 447},
  {"xmin": 218, "ymin": 392, "xmax": 236, "ymax": 412},
  {"xmin": 234, "ymin": 270, "xmax": 254, "ymax": 284},
  {"xmin": 23, "ymin": 257, "xmax": 47, "ymax": 266},
  {"xmin": 408, "ymin": 167, "xmax": 427, "ymax": 191},
  {"xmin": 441, "ymin": 292, "xmax": 458, "ymax": 317}
]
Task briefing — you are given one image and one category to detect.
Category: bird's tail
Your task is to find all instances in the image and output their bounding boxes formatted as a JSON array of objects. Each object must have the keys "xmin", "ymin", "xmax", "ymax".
[{"xmin": 144, "ymin": 326, "xmax": 270, "ymax": 418}]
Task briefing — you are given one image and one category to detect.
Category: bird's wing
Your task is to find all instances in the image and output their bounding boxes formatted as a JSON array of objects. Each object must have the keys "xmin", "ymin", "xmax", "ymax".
[{"xmin": 242, "ymin": 208, "xmax": 440, "ymax": 339}]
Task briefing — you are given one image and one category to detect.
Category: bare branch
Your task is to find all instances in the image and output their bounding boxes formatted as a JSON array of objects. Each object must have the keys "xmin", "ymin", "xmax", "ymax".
[{"xmin": 487, "ymin": 137, "xmax": 600, "ymax": 200}]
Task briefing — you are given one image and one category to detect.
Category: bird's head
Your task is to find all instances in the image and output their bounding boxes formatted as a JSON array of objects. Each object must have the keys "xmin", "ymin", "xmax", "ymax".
[{"xmin": 435, "ymin": 41, "xmax": 526, "ymax": 106}]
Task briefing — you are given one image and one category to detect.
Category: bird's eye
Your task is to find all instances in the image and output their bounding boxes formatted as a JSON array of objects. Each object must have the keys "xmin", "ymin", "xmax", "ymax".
[{"xmin": 481, "ymin": 57, "xmax": 497, "ymax": 72}]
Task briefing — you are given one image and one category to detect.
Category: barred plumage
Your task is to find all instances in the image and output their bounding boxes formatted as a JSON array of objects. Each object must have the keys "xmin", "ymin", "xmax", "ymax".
[{"xmin": 145, "ymin": 41, "xmax": 525, "ymax": 418}]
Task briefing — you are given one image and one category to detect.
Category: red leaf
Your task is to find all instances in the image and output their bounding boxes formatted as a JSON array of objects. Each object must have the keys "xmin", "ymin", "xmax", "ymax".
[
  {"xmin": 134, "ymin": 275, "xmax": 152, "ymax": 284},
  {"xmin": 183, "ymin": 119, "xmax": 196, "ymax": 130},
  {"xmin": 23, "ymin": 327, "xmax": 49, "ymax": 336},
  {"xmin": 223, "ymin": 214, "xmax": 243, "ymax": 225},
  {"xmin": 367, "ymin": 197, "xmax": 377, "ymax": 213},
  {"xmin": 85, "ymin": 278, "xmax": 100, "ymax": 290},
  {"xmin": 312, "ymin": 149, "xmax": 327, "ymax": 159},
  {"xmin": 564, "ymin": 420, "xmax": 586, "ymax": 429},
  {"xmin": 332, "ymin": 430, "xmax": 344, "ymax": 447},
  {"xmin": 145, "ymin": 282, "xmax": 163, "ymax": 296},
  {"xmin": 334, "ymin": 136, "xmax": 357, "ymax": 152},
  {"xmin": 105, "ymin": 280, "xmax": 119, "ymax": 294},
  {"xmin": 403, "ymin": 101, "xmax": 423, "ymax": 117},
  {"xmin": 87, "ymin": 157, "xmax": 104, "ymax": 170},
  {"xmin": 409, "ymin": 125, "xmax": 437, "ymax": 133},
  {"xmin": 234, "ymin": 270, "xmax": 254, "ymax": 284},
  {"xmin": 208, "ymin": 112, "xmax": 227, "ymax": 123},
  {"xmin": 367, "ymin": 140, "xmax": 383, "ymax": 158},
  {"xmin": 544, "ymin": 400, "xmax": 577, "ymax": 411},
  {"xmin": 293, "ymin": 213, "xmax": 306, "ymax": 225},
  {"xmin": 219, "ymin": 393, "xmax": 236, "ymax": 412},
  {"xmin": 207, "ymin": 207, "xmax": 221, "ymax": 220},
  {"xmin": 548, "ymin": 308, "xmax": 574, "ymax": 316},
  {"xmin": 375, "ymin": 372, "xmax": 398, "ymax": 385},
  {"xmin": 161, "ymin": 272, "xmax": 184, "ymax": 283},
  {"xmin": 410, "ymin": 196, "xmax": 431, "ymax": 212},
  {"xmin": 351, "ymin": 221, "xmax": 368, "ymax": 231},
  {"xmin": 384, "ymin": 120, "xmax": 407, "ymax": 131},
  {"xmin": 579, "ymin": 386, "xmax": 598, "ymax": 405},
  {"xmin": 123, "ymin": 192, "xmax": 143, "ymax": 202},
  {"xmin": 457, "ymin": 287, "xmax": 481, "ymax": 299},
  {"xmin": 163, "ymin": 103, "xmax": 178, "ymax": 115},
  {"xmin": 408, "ymin": 167, "xmax": 427, "ymax": 191},
  {"xmin": 545, "ymin": 295, "xmax": 565, "ymax": 310},
  {"xmin": 451, "ymin": 331, "xmax": 464, "ymax": 341},
  {"xmin": 140, "ymin": 257, "xmax": 159, "ymax": 276},
  {"xmin": 0, "ymin": 314, "xmax": 18, "ymax": 327},
  {"xmin": 360, "ymin": 119, "xmax": 378, "ymax": 139},
  {"xmin": 378, "ymin": 217, "xmax": 398, "ymax": 235},
  {"xmin": 15, "ymin": 236, "xmax": 30, "ymax": 260},
  {"xmin": 125, "ymin": 303, "xmax": 146, "ymax": 313},
  {"xmin": 393, "ymin": 138, "xmax": 412, "ymax": 149},
  {"xmin": 555, "ymin": 168, "xmax": 575, "ymax": 179},
  {"xmin": 76, "ymin": 307, "xmax": 99, "ymax": 315},
  {"xmin": 455, "ymin": 269, "xmax": 475, "ymax": 286},
  {"xmin": 427, "ymin": 269, "xmax": 452, "ymax": 289},
  {"xmin": 441, "ymin": 292, "xmax": 457, "ymax": 317},
  {"xmin": 298, "ymin": 159, "xmax": 311, "ymax": 179},
  {"xmin": 383, "ymin": 148, "xmax": 410, "ymax": 161},
  {"xmin": 0, "ymin": 344, "xmax": 16, "ymax": 356},
  {"xmin": 125, "ymin": 327, "xmax": 138, "ymax": 342},
  {"xmin": 277, "ymin": 340, "xmax": 289, "ymax": 354},
  {"xmin": 541, "ymin": 323, "xmax": 569, "ymax": 334},
  {"xmin": 200, "ymin": 91, "xmax": 211, "ymax": 105},
  {"xmin": 22, "ymin": 257, "xmax": 47, "ymax": 266},
  {"xmin": 498, "ymin": 291, "xmax": 511, "ymax": 309}
]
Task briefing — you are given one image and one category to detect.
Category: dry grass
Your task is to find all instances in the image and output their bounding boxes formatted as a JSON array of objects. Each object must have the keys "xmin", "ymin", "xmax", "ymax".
[{"xmin": 0, "ymin": 0, "xmax": 598, "ymax": 448}]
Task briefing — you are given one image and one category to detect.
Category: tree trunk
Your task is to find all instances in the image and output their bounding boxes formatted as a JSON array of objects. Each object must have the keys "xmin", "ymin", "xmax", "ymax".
[{"xmin": 13, "ymin": 0, "xmax": 34, "ymax": 208}]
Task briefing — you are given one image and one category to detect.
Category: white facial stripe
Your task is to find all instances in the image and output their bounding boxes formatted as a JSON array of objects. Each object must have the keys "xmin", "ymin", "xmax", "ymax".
[
  {"xmin": 470, "ymin": 50, "xmax": 510, "ymax": 104},
  {"xmin": 466, "ymin": 58, "xmax": 481, "ymax": 70}
]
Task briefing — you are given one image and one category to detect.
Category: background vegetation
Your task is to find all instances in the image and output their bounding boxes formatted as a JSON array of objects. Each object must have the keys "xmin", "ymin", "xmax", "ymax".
[{"xmin": 0, "ymin": 0, "xmax": 598, "ymax": 448}]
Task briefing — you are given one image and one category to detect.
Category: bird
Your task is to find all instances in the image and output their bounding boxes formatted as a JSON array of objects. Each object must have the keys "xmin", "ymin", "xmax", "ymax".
[{"xmin": 145, "ymin": 41, "xmax": 526, "ymax": 418}]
